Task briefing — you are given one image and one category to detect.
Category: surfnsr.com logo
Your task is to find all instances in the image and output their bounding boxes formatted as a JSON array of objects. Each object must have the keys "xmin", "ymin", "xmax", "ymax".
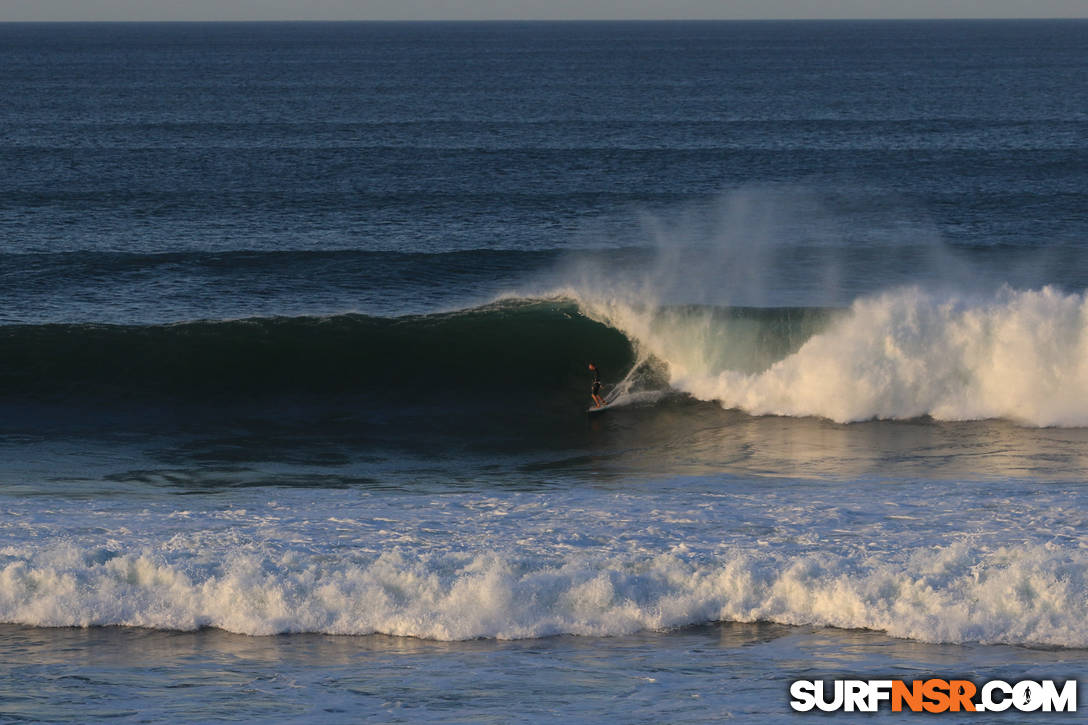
[{"xmin": 789, "ymin": 679, "xmax": 1078, "ymax": 713}]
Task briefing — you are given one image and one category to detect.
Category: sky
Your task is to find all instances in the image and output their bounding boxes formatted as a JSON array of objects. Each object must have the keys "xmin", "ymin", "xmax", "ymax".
[{"xmin": 2, "ymin": 0, "xmax": 1088, "ymax": 22}]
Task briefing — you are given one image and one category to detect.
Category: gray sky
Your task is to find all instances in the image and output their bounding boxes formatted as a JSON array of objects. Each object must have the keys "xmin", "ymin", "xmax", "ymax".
[{"xmin": 2, "ymin": 0, "xmax": 1087, "ymax": 22}]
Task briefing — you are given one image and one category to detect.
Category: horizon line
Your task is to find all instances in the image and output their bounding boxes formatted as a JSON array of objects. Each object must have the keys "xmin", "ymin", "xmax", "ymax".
[{"xmin": 1, "ymin": 17, "xmax": 1087, "ymax": 24}]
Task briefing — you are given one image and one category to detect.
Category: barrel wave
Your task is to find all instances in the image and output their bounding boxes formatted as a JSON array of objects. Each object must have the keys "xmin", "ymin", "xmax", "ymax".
[{"xmin": 7, "ymin": 284, "xmax": 1088, "ymax": 435}]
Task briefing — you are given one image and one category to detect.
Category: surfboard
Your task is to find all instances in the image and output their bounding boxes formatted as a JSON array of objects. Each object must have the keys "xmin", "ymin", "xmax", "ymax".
[{"xmin": 587, "ymin": 403, "xmax": 611, "ymax": 415}]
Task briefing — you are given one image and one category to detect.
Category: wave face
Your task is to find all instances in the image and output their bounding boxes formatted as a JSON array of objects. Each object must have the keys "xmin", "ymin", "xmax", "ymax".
[
  {"xmin": 8, "ymin": 285, "xmax": 1088, "ymax": 433},
  {"xmin": 584, "ymin": 285, "xmax": 1088, "ymax": 427},
  {"xmin": 0, "ymin": 300, "xmax": 633, "ymax": 433}
]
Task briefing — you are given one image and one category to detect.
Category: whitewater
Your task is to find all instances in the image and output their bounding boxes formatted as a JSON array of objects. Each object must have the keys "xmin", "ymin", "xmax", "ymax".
[
  {"xmin": 3, "ymin": 478, "xmax": 1085, "ymax": 647},
  {"xmin": 578, "ymin": 284, "xmax": 1088, "ymax": 427}
]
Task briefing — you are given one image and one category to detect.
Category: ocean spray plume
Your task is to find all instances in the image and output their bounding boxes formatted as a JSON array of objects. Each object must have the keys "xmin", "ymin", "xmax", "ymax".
[
  {"xmin": 562, "ymin": 185, "xmax": 966, "ymax": 311},
  {"xmin": 556, "ymin": 187, "xmax": 1088, "ymax": 425}
]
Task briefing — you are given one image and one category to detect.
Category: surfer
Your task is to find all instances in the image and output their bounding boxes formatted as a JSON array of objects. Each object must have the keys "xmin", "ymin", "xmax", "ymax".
[{"xmin": 588, "ymin": 363, "xmax": 605, "ymax": 408}]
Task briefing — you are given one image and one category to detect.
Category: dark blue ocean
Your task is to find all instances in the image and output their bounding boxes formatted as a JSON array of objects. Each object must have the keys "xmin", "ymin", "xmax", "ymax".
[{"xmin": 1, "ymin": 20, "xmax": 1087, "ymax": 722}]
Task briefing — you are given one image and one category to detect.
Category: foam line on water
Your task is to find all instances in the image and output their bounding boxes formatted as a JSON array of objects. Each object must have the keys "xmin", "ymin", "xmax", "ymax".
[
  {"xmin": 1, "ymin": 540, "xmax": 1085, "ymax": 644},
  {"xmin": 1, "ymin": 486, "xmax": 1085, "ymax": 646}
]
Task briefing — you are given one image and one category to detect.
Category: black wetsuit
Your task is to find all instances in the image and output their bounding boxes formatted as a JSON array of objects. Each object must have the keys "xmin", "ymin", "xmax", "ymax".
[{"xmin": 591, "ymin": 366, "xmax": 601, "ymax": 396}]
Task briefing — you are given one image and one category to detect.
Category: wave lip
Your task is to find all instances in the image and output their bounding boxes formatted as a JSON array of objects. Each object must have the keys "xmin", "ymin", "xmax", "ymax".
[{"xmin": 2, "ymin": 541, "xmax": 1084, "ymax": 647}]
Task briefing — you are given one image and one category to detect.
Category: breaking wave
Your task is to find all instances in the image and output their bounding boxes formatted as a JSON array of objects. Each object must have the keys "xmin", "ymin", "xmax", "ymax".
[
  {"xmin": 5, "ymin": 283, "xmax": 1088, "ymax": 431},
  {"xmin": 580, "ymin": 284, "xmax": 1088, "ymax": 427},
  {"xmin": 2, "ymin": 539, "xmax": 1084, "ymax": 646}
]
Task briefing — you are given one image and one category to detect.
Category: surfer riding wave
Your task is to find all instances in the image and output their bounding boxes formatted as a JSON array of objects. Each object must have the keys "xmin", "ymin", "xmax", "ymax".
[{"xmin": 588, "ymin": 362, "xmax": 605, "ymax": 408}]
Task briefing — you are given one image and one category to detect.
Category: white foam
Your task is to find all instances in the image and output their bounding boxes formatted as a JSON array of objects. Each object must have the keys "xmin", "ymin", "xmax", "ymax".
[
  {"xmin": 2, "ymin": 485, "xmax": 1086, "ymax": 646},
  {"xmin": 2, "ymin": 539, "xmax": 1085, "ymax": 644},
  {"xmin": 578, "ymin": 285, "xmax": 1088, "ymax": 426}
]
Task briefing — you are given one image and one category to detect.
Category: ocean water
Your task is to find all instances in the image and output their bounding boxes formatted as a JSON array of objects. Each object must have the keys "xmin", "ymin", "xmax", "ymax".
[{"xmin": 1, "ymin": 19, "xmax": 1087, "ymax": 722}]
